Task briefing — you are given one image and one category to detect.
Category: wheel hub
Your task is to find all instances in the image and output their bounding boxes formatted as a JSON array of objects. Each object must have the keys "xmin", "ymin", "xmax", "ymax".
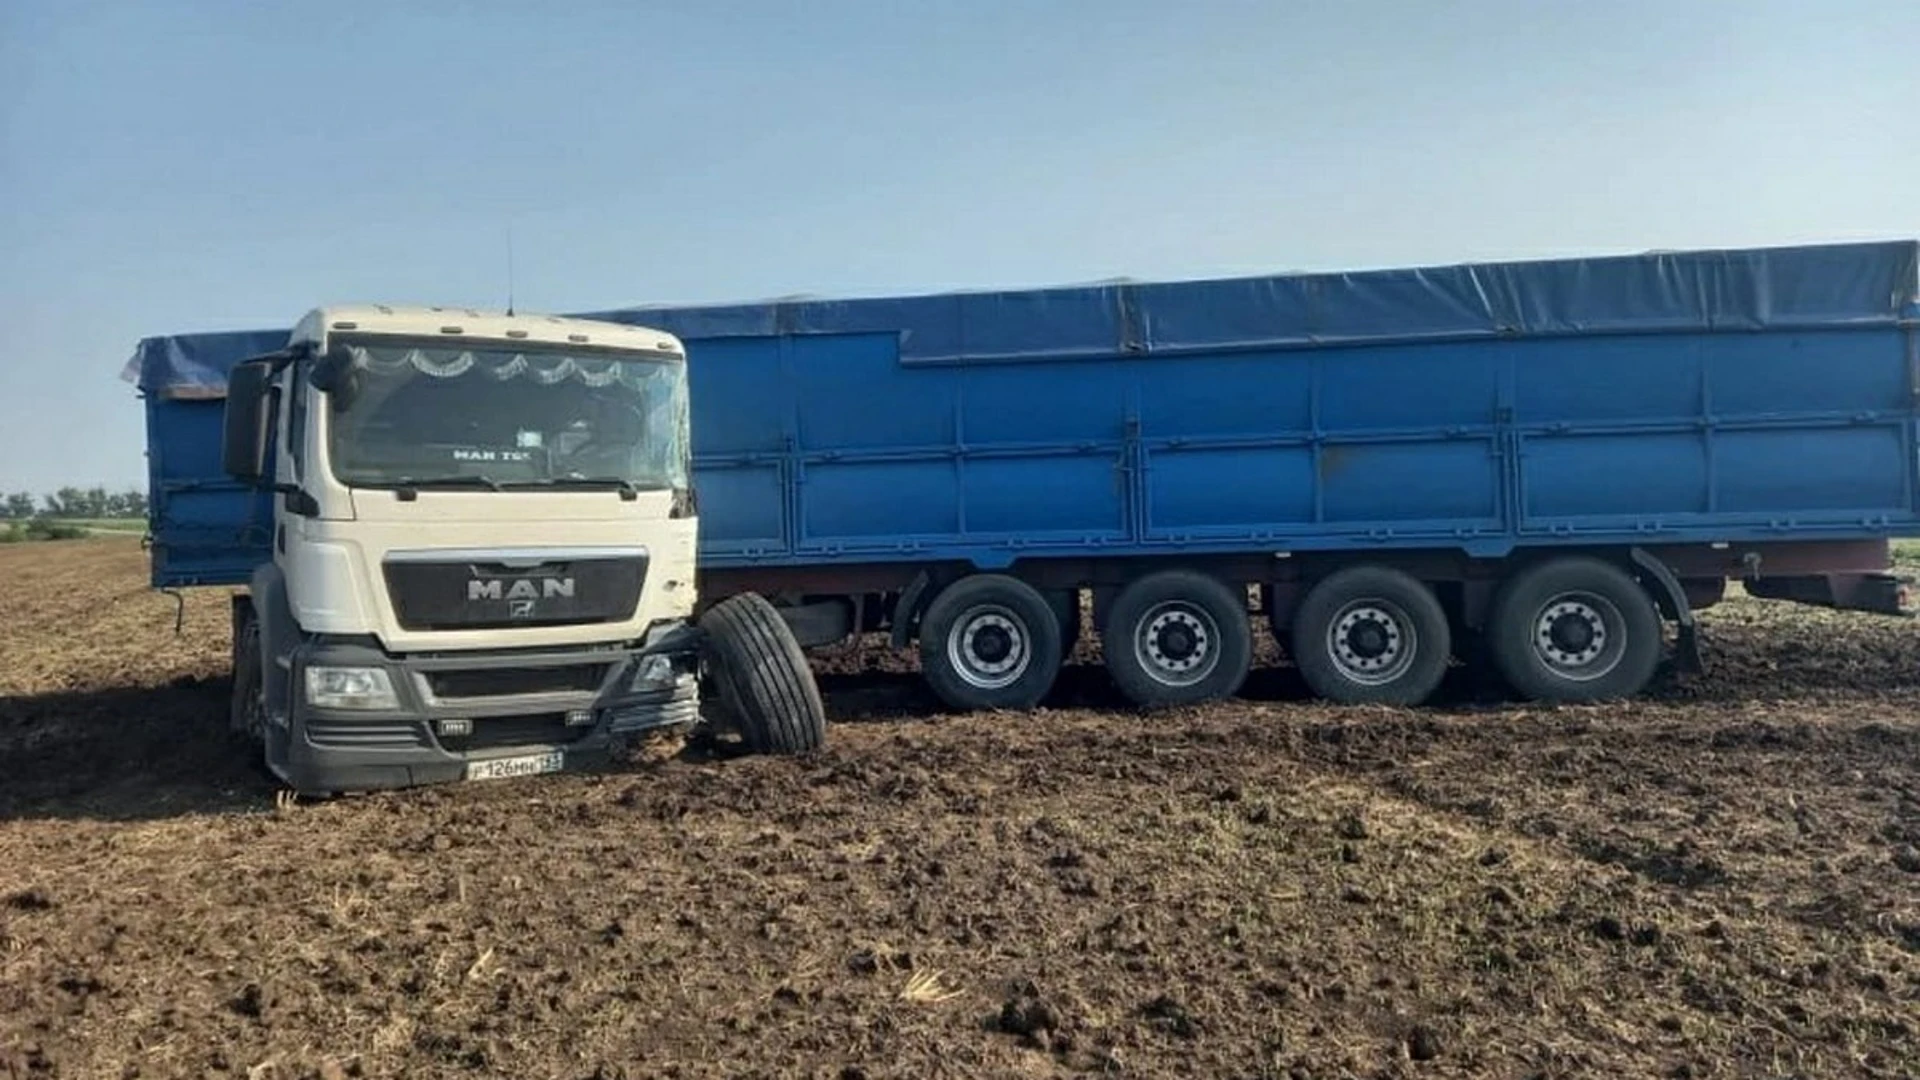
[
  {"xmin": 950, "ymin": 608, "xmax": 1030, "ymax": 690},
  {"xmin": 1534, "ymin": 598, "xmax": 1612, "ymax": 671},
  {"xmin": 971, "ymin": 623, "xmax": 1014, "ymax": 664},
  {"xmin": 1135, "ymin": 604, "xmax": 1219, "ymax": 686},
  {"xmin": 1328, "ymin": 602, "xmax": 1413, "ymax": 684},
  {"xmin": 1548, "ymin": 611, "xmax": 1595, "ymax": 654},
  {"xmin": 1346, "ymin": 619, "xmax": 1391, "ymax": 658},
  {"xmin": 1158, "ymin": 621, "xmax": 1199, "ymax": 661}
]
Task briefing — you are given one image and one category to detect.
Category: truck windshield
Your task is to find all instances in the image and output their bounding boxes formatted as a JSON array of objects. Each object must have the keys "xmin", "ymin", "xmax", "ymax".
[{"xmin": 322, "ymin": 340, "xmax": 689, "ymax": 492}]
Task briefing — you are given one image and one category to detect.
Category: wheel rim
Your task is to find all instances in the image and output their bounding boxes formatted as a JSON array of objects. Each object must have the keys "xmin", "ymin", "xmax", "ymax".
[
  {"xmin": 1531, "ymin": 591, "xmax": 1627, "ymax": 682},
  {"xmin": 946, "ymin": 604, "xmax": 1032, "ymax": 690},
  {"xmin": 1325, "ymin": 598, "xmax": 1418, "ymax": 686},
  {"xmin": 1132, "ymin": 601, "xmax": 1220, "ymax": 687}
]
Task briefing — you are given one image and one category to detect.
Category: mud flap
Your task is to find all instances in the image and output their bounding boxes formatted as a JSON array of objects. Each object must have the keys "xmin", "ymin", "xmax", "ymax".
[
  {"xmin": 1630, "ymin": 547, "xmax": 1703, "ymax": 676},
  {"xmin": 889, "ymin": 571, "xmax": 934, "ymax": 651}
]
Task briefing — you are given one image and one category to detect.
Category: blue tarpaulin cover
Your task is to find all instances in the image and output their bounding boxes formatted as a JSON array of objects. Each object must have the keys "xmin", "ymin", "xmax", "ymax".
[{"xmin": 126, "ymin": 240, "xmax": 1920, "ymax": 399}]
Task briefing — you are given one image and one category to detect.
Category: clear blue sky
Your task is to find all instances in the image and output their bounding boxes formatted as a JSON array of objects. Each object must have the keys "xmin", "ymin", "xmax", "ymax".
[{"xmin": 2, "ymin": 0, "xmax": 1915, "ymax": 494}]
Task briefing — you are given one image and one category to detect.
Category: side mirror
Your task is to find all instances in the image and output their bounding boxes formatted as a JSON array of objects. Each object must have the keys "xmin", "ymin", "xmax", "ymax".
[{"xmin": 222, "ymin": 360, "xmax": 275, "ymax": 482}]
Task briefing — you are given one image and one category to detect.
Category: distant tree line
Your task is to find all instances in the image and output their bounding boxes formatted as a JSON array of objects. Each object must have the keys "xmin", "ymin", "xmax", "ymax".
[{"xmin": 0, "ymin": 488, "xmax": 149, "ymax": 520}]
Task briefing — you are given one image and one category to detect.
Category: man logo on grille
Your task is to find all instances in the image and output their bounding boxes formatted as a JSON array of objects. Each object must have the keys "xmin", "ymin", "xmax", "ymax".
[{"xmin": 468, "ymin": 577, "xmax": 576, "ymax": 601}]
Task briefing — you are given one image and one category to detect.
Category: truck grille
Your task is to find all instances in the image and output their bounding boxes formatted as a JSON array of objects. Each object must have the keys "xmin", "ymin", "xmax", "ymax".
[
  {"xmin": 383, "ymin": 554, "xmax": 647, "ymax": 631},
  {"xmin": 425, "ymin": 664, "xmax": 611, "ymax": 700}
]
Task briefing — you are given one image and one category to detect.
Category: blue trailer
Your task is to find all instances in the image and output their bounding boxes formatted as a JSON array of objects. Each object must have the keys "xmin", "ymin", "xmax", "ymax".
[{"xmin": 129, "ymin": 240, "xmax": 1920, "ymax": 713}]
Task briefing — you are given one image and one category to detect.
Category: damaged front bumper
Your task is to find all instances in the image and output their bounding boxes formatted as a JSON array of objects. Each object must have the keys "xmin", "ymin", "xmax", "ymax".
[{"xmin": 270, "ymin": 622, "xmax": 703, "ymax": 794}]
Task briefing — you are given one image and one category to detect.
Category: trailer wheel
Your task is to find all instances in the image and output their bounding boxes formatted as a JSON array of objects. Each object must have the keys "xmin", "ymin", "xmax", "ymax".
[
  {"xmin": 1291, "ymin": 565, "xmax": 1451, "ymax": 706},
  {"xmin": 1103, "ymin": 569, "xmax": 1252, "ymax": 708},
  {"xmin": 1486, "ymin": 557, "xmax": 1661, "ymax": 703},
  {"xmin": 919, "ymin": 574, "xmax": 1064, "ymax": 711},
  {"xmin": 698, "ymin": 592, "xmax": 827, "ymax": 755}
]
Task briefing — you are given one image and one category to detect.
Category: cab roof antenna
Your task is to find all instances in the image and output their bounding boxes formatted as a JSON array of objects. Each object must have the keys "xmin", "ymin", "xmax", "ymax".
[{"xmin": 505, "ymin": 225, "xmax": 515, "ymax": 317}]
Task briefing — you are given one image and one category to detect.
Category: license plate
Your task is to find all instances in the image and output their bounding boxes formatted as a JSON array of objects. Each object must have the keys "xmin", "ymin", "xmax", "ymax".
[{"xmin": 464, "ymin": 749, "xmax": 565, "ymax": 782}]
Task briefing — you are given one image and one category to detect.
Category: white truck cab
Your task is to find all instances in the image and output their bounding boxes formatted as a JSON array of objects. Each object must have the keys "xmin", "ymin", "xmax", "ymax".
[{"xmin": 221, "ymin": 305, "xmax": 822, "ymax": 793}]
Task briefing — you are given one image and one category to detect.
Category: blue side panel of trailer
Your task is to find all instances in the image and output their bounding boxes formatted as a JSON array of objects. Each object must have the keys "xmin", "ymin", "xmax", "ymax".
[
  {"xmin": 656, "ymin": 323, "xmax": 1920, "ymax": 570},
  {"xmin": 128, "ymin": 241, "xmax": 1920, "ymax": 589}
]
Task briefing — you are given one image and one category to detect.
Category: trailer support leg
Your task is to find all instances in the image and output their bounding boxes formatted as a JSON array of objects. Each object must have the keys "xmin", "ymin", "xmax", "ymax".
[{"xmin": 1630, "ymin": 547, "xmax": 1702, "ymax": 675}]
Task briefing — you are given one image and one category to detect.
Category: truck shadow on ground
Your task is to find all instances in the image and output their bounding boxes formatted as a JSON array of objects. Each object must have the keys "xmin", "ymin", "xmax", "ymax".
[{"xmin": 0, "ymin": 676, "xmax": 269, "ymax": 825}]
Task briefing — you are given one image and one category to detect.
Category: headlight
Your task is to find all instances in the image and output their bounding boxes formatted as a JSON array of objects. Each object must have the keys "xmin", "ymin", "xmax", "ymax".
[
  {"xmin": 305, "ymin": 666, "xmax": 400, "ymax": 710},
  {"xmin": 631, "ymin": 654, "xmax": 677, "ymax": 690}
]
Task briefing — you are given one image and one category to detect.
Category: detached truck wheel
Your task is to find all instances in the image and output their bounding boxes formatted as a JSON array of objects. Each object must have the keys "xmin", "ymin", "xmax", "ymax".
[{"xmin": 698, "ymin": 592, "xmax": 828, "ymax": 755}]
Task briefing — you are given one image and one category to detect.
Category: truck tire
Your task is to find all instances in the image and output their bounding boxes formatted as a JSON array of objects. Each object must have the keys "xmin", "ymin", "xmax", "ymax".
[
  {"xmin": 1486, "ymin": 557, "xmax": 1661, "ymax": 703},
  {"xmin": 698, "ymin": 592, "xmax": 827, "ymax": 755},
  {"xmin": 1102, "ymin": 569, "xmax": 1252, "ymax": 708},
  {"xmin": 231, "ymin": 612, "xmax": 302, "ymax": 789},
  {"xmin": 230, "ymin": 615, "xmax": 266, "ymax": 741},
  {"xmin": 1291, "ymin": 565, "xmax": 1451, "ymax": 706},
  {"xmin": 918, "ymin": 574, "xmax": 1064, "ymax": 711}
]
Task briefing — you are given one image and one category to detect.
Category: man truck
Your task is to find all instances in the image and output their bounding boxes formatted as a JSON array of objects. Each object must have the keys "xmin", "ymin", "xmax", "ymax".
[
  {"xmin": 144, "ymin": 305, "xmax": 825, "ymax": 795},
  {"xmin": 130, "ymin": 240, "xmax": 1920, "ymax": 758}
]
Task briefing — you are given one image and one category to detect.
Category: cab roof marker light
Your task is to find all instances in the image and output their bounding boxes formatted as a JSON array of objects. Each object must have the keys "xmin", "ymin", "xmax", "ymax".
[
  {"xmin": 331, "ymin": 321, "xmax": 358, "ymax": 331},
  {"xmin": 506, "ymin": 329, "xmax": 529, "ymax": 339},
  {"xmin": 440, "ymin": 325, "xmax": 464, "ymax": 334}
]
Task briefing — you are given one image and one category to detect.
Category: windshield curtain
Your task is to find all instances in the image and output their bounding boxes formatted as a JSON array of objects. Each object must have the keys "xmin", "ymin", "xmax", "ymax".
[{"xmin": 322, "ymin": 340, "xmax": 689, "ymax": 491}]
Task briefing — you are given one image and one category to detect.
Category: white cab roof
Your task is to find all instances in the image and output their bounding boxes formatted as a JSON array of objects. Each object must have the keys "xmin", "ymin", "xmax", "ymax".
[{"xmin": 292, "ymin": 305, "xmax": 683, "ymax": 355}]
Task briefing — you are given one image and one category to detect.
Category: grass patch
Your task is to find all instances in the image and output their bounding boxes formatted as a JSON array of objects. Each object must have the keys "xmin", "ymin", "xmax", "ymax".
[
  {"xmin": 0, "ymin": 519, "xmax": 90, "ymax": 543},
  {"xmin": 1893, "ymin": 540, "xmax": 1920, "ymax": 570},
  {"xmin": 65, "ymin": 518, "xmax": 146, "ymax": 534},
  {"xmin": 0, "ymin": 518, "xmax": 142, "ymax": 542}
]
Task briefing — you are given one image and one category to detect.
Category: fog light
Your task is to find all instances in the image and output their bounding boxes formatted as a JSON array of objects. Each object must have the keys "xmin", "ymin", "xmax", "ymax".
[
  {"xmin": 631, "ymin": 654, "xmax": 676, "ymax": 690},
  {"xmin": 564, "ymin": 708, "xmax": 595, "ymax": 727},
  {"xmin": 437, "ymin": 717, "xmax": 473, "ymax": 737}
]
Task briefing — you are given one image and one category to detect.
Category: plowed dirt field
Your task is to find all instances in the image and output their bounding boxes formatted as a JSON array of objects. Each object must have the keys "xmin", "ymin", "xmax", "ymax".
[{"xmin": 3, "ymin": 539, "xmax": 1918, "ymax": 1079}]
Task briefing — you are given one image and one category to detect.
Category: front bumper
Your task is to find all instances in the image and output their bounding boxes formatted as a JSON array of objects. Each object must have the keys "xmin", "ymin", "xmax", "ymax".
[{"xmin": 274, "ymin": 626, "xmax": 700, "ymax": 794}]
